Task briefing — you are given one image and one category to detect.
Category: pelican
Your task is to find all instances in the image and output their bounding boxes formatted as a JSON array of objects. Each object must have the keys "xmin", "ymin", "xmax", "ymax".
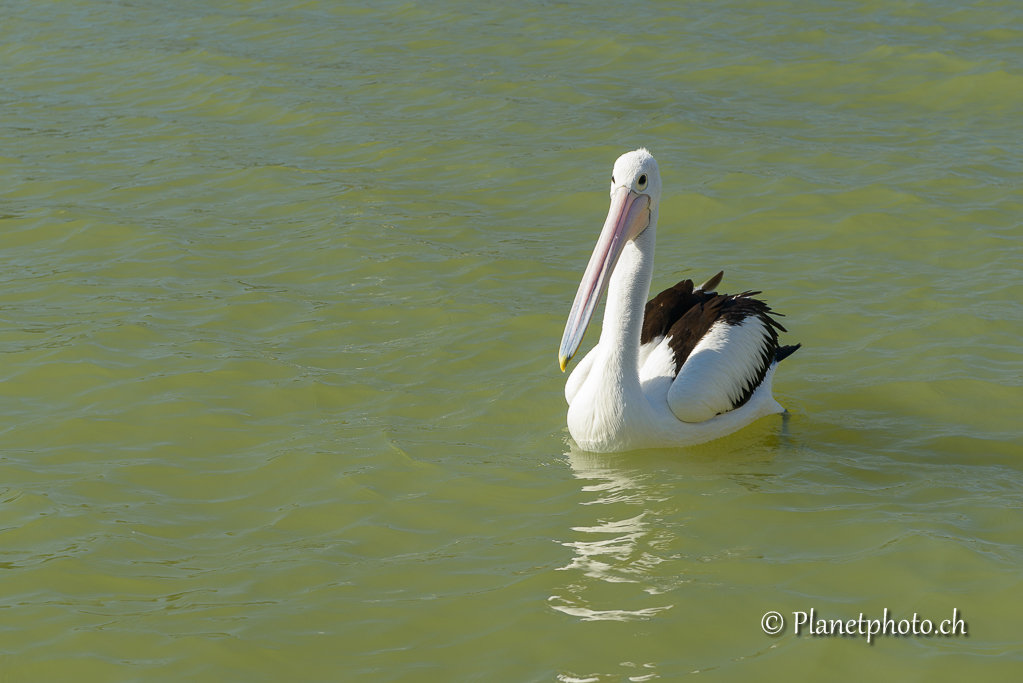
[{"xmin": 559, "ymin": 149, "xmax": 800, "ymax": 452}]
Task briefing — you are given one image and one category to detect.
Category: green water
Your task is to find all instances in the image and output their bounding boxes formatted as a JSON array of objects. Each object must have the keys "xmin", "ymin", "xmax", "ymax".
[{"xmin": 2, "ymin": 0, "xmax": 1022, "ymax": 679}]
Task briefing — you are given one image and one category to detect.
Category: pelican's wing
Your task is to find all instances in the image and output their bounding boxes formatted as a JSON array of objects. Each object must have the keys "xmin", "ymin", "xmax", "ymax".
[
  {"xmin": 664, "ymin": 293, "xmax": 797, "ymax": 423},
  {"xmin": 641, "ymin": 272, "xmax": 723, "ymax": 345},
  {"xmin": 639, "ymin": 272, "xmax": 723, "ymax": 380}
]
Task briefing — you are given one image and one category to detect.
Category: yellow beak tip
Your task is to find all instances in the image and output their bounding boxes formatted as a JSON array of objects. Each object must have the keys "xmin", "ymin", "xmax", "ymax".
[{"xmin": 559, "ymin": 355, "xmax": 569, "ymax": 373}]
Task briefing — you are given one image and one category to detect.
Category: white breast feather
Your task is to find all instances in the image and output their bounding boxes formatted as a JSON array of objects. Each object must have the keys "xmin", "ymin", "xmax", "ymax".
[
  {"xmin": 666, "ymin": 316, "xmax": 771, "ymax": 423},
  {"xmin": 638, "ymin": 335, "xmax": 678, "ymax": 401},
  {"xmin": 638, "ymin": 335, "xmax": 671, "ymax": 378},
  {"xmin": 637, "ymin": 335, "xmax": 663, "ymax": 371},
  {"xmin": 565, "ymin": 344, "xmax": 599, "ymax": 405}
]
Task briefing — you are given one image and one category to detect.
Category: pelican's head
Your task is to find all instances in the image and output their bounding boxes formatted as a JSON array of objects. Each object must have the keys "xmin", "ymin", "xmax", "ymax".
[
  {"xmin": 559, "ymin": 149, "xmax": 661, "ymax": 372},
  {"xmin": 609, "ymin": 148, "xmax": 661, "ymax": 215}
]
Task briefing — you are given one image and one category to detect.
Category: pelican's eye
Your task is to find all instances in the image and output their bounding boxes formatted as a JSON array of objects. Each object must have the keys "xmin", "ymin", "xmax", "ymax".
[{"xmin": 637, "ymin": 174, "xmax": 648, "ymax": 190}]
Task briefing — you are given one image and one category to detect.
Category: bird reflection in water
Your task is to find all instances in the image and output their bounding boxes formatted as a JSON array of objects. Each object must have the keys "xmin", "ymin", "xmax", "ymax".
[
  {"xmin": 549, "ymin": 429, "xmax": 790, "ymax": 623},
  {"xmin": 548, "ymin": 447, "xmax": 679, "ymax": 622}
]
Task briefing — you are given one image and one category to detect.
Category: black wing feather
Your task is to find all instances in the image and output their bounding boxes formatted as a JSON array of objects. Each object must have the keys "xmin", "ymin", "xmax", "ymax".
[{"xmin": 642, "ymin": 274, "xmax": 800, "ymax": 412}]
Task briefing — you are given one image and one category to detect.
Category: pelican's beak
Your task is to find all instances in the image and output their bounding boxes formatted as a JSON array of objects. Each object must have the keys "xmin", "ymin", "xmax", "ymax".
[{"xmin": 559, "ymin": 186, "xmax": 651, "ymax": 371}]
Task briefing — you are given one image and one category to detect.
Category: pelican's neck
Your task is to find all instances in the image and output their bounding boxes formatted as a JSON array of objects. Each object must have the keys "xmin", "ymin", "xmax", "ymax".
[{"xmin": 598, "ymin": 221, "xmax": 656, "ymax": 382}]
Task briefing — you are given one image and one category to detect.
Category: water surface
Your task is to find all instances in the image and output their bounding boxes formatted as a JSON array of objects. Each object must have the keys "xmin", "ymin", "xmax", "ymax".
[{"xmin": 1, "ymin": 0, "xmax": 1021, "ymax": 680}]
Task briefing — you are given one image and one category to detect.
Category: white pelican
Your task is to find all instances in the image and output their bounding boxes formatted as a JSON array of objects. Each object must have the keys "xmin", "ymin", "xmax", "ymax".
[{"xmin": 559, "ymin": 149, "xmax": 800, "ymax": 452}]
